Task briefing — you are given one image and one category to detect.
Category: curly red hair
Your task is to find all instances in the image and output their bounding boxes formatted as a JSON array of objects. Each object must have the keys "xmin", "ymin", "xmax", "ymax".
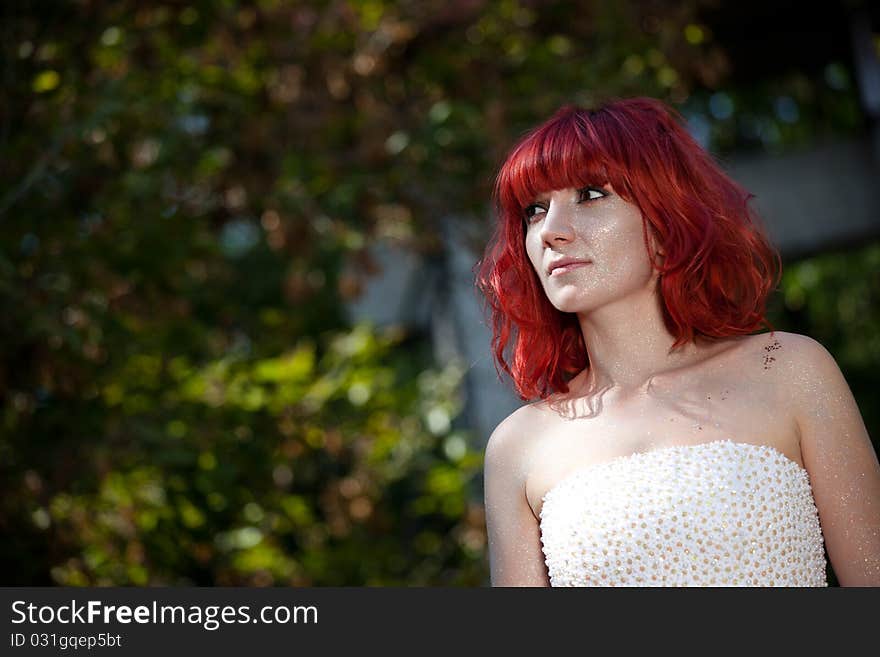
[{"xmin": 474, "ymin": 96, "xmax": 782, "ymax": 401}]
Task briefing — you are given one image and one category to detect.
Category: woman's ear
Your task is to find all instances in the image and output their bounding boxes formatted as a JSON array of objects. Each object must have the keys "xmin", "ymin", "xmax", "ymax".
[{"xmin": 646, "ymin": 227, "xmax": 665, "ymax": 263}]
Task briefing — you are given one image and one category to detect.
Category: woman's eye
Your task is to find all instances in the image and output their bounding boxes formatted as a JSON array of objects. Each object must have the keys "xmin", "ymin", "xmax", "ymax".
[
  {"xmin": 523, "ymin": 205, "xmax": 546, "ymax": 222},
  {"xmin": 524, "ymin": 187, "xmax": 607, "ymax": 225},
  {"xmin": 580, "ymin": 187, "xmax": 607, "ymax": 201}
]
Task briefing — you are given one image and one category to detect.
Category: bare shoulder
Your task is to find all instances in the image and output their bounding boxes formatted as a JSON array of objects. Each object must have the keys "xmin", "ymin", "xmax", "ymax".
[
  {"xmin": 752, "ymin": 329, "xmax": 827, "ymax": 352},
  {"xmin": 483, "ymin": 402, "xmax": 544, "ymax": 482},
  {"xmin": 483, "ymin": 401, "xmax": 552, "ymax": 500},
  {"xmin": 739, "ymin": 330, "xmax": 838, "ymax": 377},
  {"xmin": 750, "ymin": 330, "xmax": 861, "ymax": 438},
  {"xmin": 748, "ymin": 329, "xmax": 842, "ymax": 378}
]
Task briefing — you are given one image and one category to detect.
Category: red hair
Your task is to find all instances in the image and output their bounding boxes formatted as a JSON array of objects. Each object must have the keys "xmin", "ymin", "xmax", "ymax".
[{"xmin": 474, "ymin": 96, "xmax": 782, "ymax": 401}]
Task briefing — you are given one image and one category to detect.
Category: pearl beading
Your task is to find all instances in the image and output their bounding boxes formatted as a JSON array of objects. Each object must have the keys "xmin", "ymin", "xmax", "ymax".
[{"xmin": 539, "ymin": 440, "xmax": 828, "ymax": 586}]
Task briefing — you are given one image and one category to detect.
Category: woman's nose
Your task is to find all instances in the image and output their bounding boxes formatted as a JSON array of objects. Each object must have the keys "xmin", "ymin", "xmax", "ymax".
[{"xmin": 539, "ymin": 202, "xmax": 576, "ymax": 244}]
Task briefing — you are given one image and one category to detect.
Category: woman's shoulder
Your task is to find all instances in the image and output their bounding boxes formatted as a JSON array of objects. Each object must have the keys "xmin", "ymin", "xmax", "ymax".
[
  {"xmin": 741, "ymin": 330, "xmax": 850, "ymax": 414},
  {"xmin": 485, "ymin": 402, "xmax": 541, "ymax": 453},
  {"xmin": 483, "ymin": 401, "xmax": 548, "ymax": 477},
  {"xmin": 740, "ymin": 330, "xmax": 837, "ymax": 373},
  {"xmin": 762, "ymin": 330, "xmax": 849, "ymax": 387}
]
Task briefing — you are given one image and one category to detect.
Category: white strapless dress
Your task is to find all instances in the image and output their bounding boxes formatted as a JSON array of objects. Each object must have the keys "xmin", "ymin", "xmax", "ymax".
[{"xmin": 539, "ymin": 439, "xmax": 827, "ymax": 586}]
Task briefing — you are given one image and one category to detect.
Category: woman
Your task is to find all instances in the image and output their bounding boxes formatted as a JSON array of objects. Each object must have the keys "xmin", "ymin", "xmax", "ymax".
[{"xmin": 475, "ymin": 96, "xmax": 880, "ymax": 586}]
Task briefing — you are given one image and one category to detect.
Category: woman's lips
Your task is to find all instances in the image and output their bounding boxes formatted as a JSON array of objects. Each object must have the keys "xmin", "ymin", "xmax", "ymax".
[{"xmin": 549, "ymin": 261, "xmax": 590, "ymax": 276}]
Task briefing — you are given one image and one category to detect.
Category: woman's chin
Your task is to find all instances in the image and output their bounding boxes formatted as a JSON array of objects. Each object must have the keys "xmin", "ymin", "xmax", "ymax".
[{"xmin": 549, "ymin": 296, "xmax": 589, "ymax": 314}]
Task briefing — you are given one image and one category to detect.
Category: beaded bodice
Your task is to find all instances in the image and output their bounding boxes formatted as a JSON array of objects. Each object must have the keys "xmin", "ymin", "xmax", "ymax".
[{"xmin": 539, "ymin": 440, "xmax": 827, "ymax": 586}]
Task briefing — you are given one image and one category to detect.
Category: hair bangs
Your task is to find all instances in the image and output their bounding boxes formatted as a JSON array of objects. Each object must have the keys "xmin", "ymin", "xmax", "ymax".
[{"xmin": 495, "ymin": 109, "xmax": 616, "ymax": 221}]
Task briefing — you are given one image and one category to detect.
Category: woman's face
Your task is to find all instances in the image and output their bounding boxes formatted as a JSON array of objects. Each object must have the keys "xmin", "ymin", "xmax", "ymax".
[{"xmin": 523, "ymin": 184, "xmax": 660, "ymax": 314}]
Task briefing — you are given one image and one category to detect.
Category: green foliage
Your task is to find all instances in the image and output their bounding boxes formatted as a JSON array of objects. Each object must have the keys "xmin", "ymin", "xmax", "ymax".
[{"xmin": 6, "ymin": 318, "xmax": 486, "ymax": 585}]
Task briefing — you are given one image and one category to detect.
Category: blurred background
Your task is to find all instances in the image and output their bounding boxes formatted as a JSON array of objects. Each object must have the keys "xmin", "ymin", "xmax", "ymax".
[{"xmin": 2, "ymin": 0, "xmax": 878, "ymax": 586}]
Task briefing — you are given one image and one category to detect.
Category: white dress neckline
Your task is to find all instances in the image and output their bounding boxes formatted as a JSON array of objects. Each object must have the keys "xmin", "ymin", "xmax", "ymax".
[{"xmin": 540, "ymin": 438, "xmax": 806, "ymax": 511}]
